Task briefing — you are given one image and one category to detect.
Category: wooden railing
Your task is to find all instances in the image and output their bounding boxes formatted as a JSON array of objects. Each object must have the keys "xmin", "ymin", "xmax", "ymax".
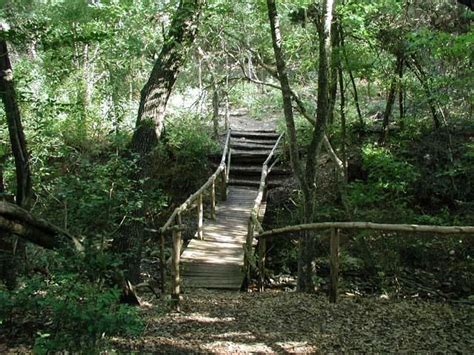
[
  {"xmin": 256, "ymin": 222, "xmax": 474, "ymax": 302},
  {"xmin": 158, "ymin": 129, "xmax": 232, "ymax": 304},
  {"xmin": 245, "ymin": 132, "xmax": 285, "ymax": 285}
]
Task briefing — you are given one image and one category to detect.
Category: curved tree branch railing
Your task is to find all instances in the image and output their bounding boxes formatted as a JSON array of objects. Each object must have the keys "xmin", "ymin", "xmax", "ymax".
[
  {"xmin": 244, "ymin": 132, "xmax": 285, "ymax": 285},
  {"xmin": 256, "ymin": 222, "xmax": 474, "ymax": 302},
  {"xmin": 159, "ymin": 129, "xmax": 232, "ymax": 304}
]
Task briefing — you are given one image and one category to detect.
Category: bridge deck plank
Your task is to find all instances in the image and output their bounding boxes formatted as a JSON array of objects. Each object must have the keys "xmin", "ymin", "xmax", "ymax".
[{"xmin": 181, "ymin": 186, "xmax": 257, "ymax": 290}]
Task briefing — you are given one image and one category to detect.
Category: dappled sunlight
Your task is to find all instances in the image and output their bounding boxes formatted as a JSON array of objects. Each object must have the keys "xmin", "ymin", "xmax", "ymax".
[
  {"xmin": 110, "ymin": 291, "xmax": 473, "ymax": 352},
  {"xmin": 178, "ymin": 313, "xmax": 236, "ymax": 323}
]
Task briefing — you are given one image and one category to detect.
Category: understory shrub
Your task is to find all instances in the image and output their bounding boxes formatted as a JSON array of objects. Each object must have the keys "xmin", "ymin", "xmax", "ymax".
[
  {"xmin": 155, "ymin": 113, "xmax": 219, "ymax": 198},
  {"xmin": 0, "ymin": 272, "xmax": 142, "ymax": 353}
]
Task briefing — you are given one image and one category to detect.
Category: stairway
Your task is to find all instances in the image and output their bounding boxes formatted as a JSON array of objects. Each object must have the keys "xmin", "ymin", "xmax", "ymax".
[
  {"xmin": 228, "ymin": 129, "xmax": 289, "ymax": 189},
  {"xmin": 180, "ymin": 129, "xmax": 290, "ymax": 290}
]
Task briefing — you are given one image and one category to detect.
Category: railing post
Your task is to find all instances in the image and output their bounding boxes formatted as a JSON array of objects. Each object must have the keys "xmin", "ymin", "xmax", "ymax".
[
  {"xmin": 329, "ymin": 227, "xmax": 340, "ymax": 303},
  {"xmin": 159, "ymin": 232, "xmax": 166, "ymax": 294},
  {"xmin": 245, "ymin": 219, "xmax": 255, "ymax": 282},
  {"xmin": 197, "ymin": 193, "xmax": 203, "ymax": 239},
  {"xmin": 171, "ymin": 214, "xmax": 182, "ymax": 310},
  {"xmin": 226, "ymin": 149, "xmax": 231, "ymax": 181},
  {"xmin": 210, "ymin": 177, "xmax": 216, "ymax": 220},
  {"xmin": 220, "ymin": 168, "xmax": 227, "ymax": 201},
  {"xmin": 258, "ymin": 236, "xmax": 266, "ymax": 292}
]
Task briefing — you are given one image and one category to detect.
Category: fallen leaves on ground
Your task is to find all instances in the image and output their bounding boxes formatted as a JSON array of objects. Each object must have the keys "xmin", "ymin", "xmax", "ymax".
[{"xmin": 112, "ymin": 290, "xmax": 474, "ymax": 353}]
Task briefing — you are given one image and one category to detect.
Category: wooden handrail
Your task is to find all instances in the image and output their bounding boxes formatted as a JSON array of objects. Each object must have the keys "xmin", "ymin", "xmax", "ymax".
[
  {"xmin": 257, "ymin": 221, "xmax": 474, "ymax": 238},
  {"xmin": 159, "ymin": 128, "xmax": 232, "ymax": 308},
  {"xmin": 255, "ymin": 221, "xmax": 474, "ymax": 302},
  {"xmin": 160, "ymin": 129, "xmax": 232, "ymax": 234},
  {"xmin": 245, "ymin": 132, "xmax": 285, "ymax": 286}
]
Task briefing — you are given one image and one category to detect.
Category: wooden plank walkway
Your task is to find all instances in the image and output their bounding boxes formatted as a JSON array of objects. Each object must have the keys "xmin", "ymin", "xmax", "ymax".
[{"xmin": 181, "ymin": 186, "xmax": 258, "ymax": 290}]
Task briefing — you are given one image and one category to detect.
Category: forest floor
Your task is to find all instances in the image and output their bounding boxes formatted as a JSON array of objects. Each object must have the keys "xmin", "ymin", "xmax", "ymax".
[
  {"xmin": 112, "ymin": 290, "xmax": 474, "ymax": 353},
  {"xmin": 114, "ymin": 110, "xmax": 473, "ymax": 353}
]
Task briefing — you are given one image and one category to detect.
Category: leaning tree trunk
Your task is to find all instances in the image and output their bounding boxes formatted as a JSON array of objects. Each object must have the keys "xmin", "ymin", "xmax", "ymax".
[
  {"xmin": 0, "ymin": 32, "xmax": 33, "ymax": 289},
  {"xmin": 113, "ymin": 0, "xmax": 203, "ymax": 284}
]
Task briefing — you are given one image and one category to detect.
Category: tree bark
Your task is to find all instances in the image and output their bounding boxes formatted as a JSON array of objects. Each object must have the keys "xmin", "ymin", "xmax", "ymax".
[
  {"xmin": 266, "ymin": 0, "xmax": 306, "ymax": 193},
  {"xmin": 0, "ymin": 201, "xmax": 82, "ymax": 251},
  {"xmin": 266, "ymin": 0, "xmax": 336, "ymax": 292},
  {"xmin": 380, "ymin": 55, "xmax": 403, "ymax": 144},
  {"xmin": 299, "ymin": 0, "xmax": 336, "ymax": 292},
  {"xmin": 113, "ymin": 0, "xmax": 203, "ymax": 284},
  {"xmin": 0, "ymin": 40, "xmax": 32, "ymax": 209},
  {"xmin": 340, "ymin": 25, "xmax": 363, "ymax": 126},
  {"xmin": 407, "ymin": 55, "xmax": 441, "ymax": 129},
  {"xmin": 398, "ymin": 58, "xmax": 404, "ymax": 128},
  {"xmin": 0, "ymin": 33, "xmax": 33, "ymax": 289}
]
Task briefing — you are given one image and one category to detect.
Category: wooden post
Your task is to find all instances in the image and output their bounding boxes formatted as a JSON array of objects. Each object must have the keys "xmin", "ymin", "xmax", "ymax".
[
  {"xmin": 159, "ymin": 232, "xmax": 166, "ymax": 294},
  {"xmin": 210, "ymin": 177, "xmax": 216, "ymax": 220},
  {"xmin": 329, "ymin": 228, "xmax": 340, "ymax": 303},
  {"xmin": 258, "ymin": 236, "xmax": 266, "ymax": 292},
  {"xmin": 171, "ymin": 214, "xmax": 182, "ymax": 310},
  {"xmin": 245, "ymin": 220, "xmax": 255, "ymax": 282},
  {"xmin": 226, "ymin": 149, "xmax": 231, "ymax": 181},
  {"xmin": 221, "ymin": 168, "xmax": 227, "ymax": 201},
  {"xmin": 197, "ymin": 193, "xmax": 203, "ymax": 239}
]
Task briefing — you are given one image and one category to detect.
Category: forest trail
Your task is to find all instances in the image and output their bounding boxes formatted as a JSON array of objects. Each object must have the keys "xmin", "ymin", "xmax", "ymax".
[
  {"xmin": 114, "ymin": 290, "xmax": 474, "ymax": 352},
  {"xmin": 181, "ymin": 126, "xmax": 286, "ymax": 290}
]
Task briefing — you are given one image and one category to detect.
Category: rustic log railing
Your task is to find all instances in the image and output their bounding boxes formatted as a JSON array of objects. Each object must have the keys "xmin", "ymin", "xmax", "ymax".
[
  {"xmin": 244, "ymin": 132, "xmax": 284, "ymax": 287},
  {"xmin": 256, "ymin": 222, "xmax": 474, "ymax": 303},
  {"xmin": 159, "ymin": 129, "xmax": 232, "ymax": 305}
]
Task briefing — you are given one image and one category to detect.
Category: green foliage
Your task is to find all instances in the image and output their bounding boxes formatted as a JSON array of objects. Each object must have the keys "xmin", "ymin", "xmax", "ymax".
[
  {"xmin": 155, "ymin": 113, "xmax": 219, "ymax": 197},
  {"xmin": 348, "ymin": 144, "xmax": 418, "ymax": 214},
  {"xmin": 0, "ymin": 272, "xmax": 142, "ymax": 353}
]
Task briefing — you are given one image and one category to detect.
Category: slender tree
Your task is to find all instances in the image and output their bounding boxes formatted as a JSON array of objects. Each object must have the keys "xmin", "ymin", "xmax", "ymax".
[
  {"xmin": 0, "ymin": 24, "xmax": 33, "ymax": 289},
  {"xmin": 266, "ymin": 0, "xmax": 336, "ymax": 291}
]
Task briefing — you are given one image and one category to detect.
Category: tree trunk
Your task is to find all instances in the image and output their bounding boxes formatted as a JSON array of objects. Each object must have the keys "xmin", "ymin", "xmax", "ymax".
[
  {"xmin": 327, "ymin": 21, "xmax": 339, "ymax": 126},
  {"xmin": 398, "ymin": 58, "xmax": 404, "ymax": 129},
  {"xmin": 299, "ymin": 0, "xmax": 336, "ymax": 292},
  {"xmin": 266, "ymin": 0, "xmax": 336, "ymax": 292},
  {"xmin": 0, "ymin": 40, "xmax": 32, "ymax": 209},
  {"xmin": 407, "ymin": 55, "xmax": 441, "ymax": 129},
  {"xmin": 266, "ymin": 0, "xmax": 306, "ymax": 192},
  {"xmin": 113, "ymin": 0, "xmax": 203, "ymax": 284},
  {"xmin": 0, "ymin": 35, "xmax": 33, "ymax": 289},
  {"xmin": 212, "ymin": 82, "xmax": 219, "ymax": 138},
  {"xmin": 380, "ymin": 56, "xmax": 403, "ymax": 144},
  {"xmin": 340, "ymin": 25, "xmax": 363, "ymax": 126}
]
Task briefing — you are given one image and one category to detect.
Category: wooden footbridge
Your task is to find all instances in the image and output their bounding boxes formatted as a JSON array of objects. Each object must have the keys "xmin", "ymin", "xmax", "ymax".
[
  {"xmin": 159, "ymin": 129, "xmax": 286, "ymax": 297},
  {"xmin": 158, "ymin": 128, "xmax": 474, "ymax": 306}
]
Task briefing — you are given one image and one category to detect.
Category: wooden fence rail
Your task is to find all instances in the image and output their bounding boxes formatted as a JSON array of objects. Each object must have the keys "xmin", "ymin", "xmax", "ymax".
[
  {"xmin": 158, "ymin": 129, "xmax": 232, "ymax": 307},
  {"xmin": 245, "ymin": 132, "xmax": 284, "ymax": 286},
  {"xmin": 256, "ymin": 222, "xmax": 474, "ymax": 303}
]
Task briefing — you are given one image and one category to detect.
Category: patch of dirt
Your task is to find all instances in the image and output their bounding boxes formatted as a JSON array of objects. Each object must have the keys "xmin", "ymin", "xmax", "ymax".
[
  {"xmin": 228, "ymin": 108, "xmax": 279, "ymax": 131},
  {"xmin": 112, "ymin": 290, "xmax": 474, "ymax": 353}
]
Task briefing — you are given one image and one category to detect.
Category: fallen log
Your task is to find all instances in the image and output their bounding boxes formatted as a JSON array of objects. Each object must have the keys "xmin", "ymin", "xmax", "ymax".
[{"xmin": 0, "ymin": 200, "xmax": 83, "ymax": 251}]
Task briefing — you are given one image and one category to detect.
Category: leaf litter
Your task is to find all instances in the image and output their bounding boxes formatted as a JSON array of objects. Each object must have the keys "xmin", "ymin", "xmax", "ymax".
[{"xmin": 111, "ymin": 289, "xmax": 473, "ymax": 353}]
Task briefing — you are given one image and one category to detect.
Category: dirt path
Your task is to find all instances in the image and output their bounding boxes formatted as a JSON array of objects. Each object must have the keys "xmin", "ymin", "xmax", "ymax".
[
  {"xmin": 228, "ymin": 108, "xmax": 279, "ymax": 131},
  {"xmin": 113, "ymin": 290, "xmax": 473, "ymax": 353}
]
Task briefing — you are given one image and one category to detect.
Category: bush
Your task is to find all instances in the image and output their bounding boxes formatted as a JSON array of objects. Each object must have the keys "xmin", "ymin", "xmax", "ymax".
[
  {"xmin": 0, "ymin": 267, "xmax": 142, "ymax": 352},
  {"xmin": 348, "ymin": 144, "xmax": 418, "ymax": 220},
  {"xmin": 155, "ymin": 113, "xmax": 219, "ymax": 198}
]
